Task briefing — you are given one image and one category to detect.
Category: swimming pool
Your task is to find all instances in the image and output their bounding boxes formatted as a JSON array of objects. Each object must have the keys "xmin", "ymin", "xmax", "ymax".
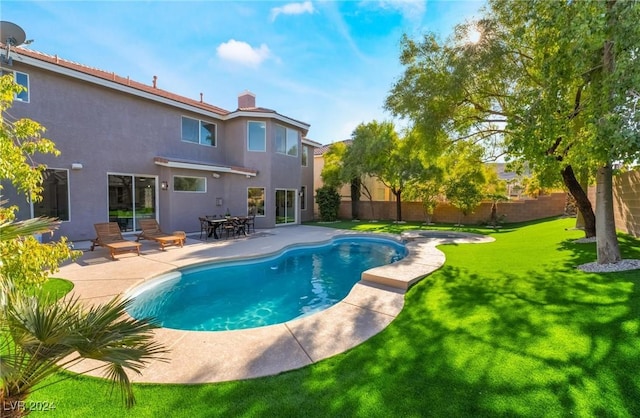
[{"xmin": 126, "ymin": 236, "xmax": 407, "ymax": 331}]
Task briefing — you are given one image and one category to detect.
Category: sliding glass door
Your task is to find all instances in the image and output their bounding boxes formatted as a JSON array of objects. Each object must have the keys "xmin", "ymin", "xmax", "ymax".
[
  {"xmin": 108, "ymin": 174, "xmax": 157, "ymax": 231},
  {"xmin": 275, "ymin": 189, "xmax": 296, "ymax": 225}
]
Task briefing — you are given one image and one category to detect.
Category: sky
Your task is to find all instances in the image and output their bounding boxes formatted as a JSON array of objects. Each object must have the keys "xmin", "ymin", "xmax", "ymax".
[{"xmin": 3, "ymin": 0, "xmax": 485, "ymax": 145}]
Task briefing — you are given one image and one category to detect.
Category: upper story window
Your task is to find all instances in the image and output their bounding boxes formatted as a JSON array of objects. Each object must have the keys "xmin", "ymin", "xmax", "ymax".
[
  {"xmin": 181, "ymin": 116, "xmax": 216, "ymax": 146},
  {"xmin": 275, "ymin": 124, "xmax": 298, "ymax": 156},
  {"xmin": 2, "ymin": 70, "xmax": 29, "ymax": 102},
  {"xmin": 248, "ymin": 121, "xmax": 266, "ymax": 152},
  {"xmin": 302, "ymin": 145, "xmax": 309, "ymax": 166}
]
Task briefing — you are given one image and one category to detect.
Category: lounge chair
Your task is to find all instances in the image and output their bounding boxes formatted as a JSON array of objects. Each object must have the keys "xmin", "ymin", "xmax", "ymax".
[
  {"xmin": 91, "ymin": 222, "xmax": 141, "ymax": 260},
  {"xmin": 136, "ymin": 219, "xmax": 185, "ymax": 250}
]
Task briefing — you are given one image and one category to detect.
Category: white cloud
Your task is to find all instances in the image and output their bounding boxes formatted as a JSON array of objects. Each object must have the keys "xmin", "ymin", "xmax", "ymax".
[
  {"xmin": 376, "ymin": 0, "xmax": 426, "ymax": 17},
  {"xmin": 216, "ymin": 39, "xmax": 272, "ymax": 67},
  {"xmin": 270, "ymin": 1, "xmax": 315, "ymax": 21}
]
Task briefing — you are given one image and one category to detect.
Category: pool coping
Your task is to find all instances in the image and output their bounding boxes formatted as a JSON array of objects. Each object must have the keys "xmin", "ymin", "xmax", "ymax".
[{"xmin": 59, "ymin": 226, "xmax": 493, "ymax": 384}]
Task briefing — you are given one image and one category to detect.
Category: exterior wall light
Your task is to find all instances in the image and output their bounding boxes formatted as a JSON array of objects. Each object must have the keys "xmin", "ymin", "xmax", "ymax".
[{"xmin": 161, "ymin": 181, "xmax": 169, "ymax": 191}]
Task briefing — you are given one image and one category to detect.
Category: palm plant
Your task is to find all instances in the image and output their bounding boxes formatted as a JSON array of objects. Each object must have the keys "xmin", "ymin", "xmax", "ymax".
[{"xmin": 0, "ymin": 218, "xmax": 168, "ymax": 417}]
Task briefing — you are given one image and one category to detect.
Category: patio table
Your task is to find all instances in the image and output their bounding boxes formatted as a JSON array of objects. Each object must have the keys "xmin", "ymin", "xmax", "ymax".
[{"xmin": 207, "ymin": 218, "xmax": 227, "ymax": 239}]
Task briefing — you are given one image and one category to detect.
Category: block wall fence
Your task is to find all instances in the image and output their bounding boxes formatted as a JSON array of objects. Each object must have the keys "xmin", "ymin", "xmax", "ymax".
[
  {"xmin": 338, "ymin": 192, "xmax": 567, "ymax": 225},
  {"xmin": 332, "ymin": 169, "xmax": 638, "ymax": 236},
  {"xmin": 587, "ymin": 169, "xmax": 640, "ymax": 238}
]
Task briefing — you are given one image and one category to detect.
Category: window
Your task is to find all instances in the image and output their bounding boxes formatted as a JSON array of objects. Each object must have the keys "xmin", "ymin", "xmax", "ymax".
[
  {"xmin": 275, "ymin": 189, "xmax": 296, "ymax": 224},
  {"xmin": 248, "ymin": 121, "xmax": 266, "ymax": 151},
  {"xmin": 173, "ymin": 176, "xmax": 206, "ymax": 192},
  {"xmin": 247, "ymin": 187, "xmax": 265, "ymax": 216},
  {"xmin": 302, "ymin": 145, "xmax": 309, "ymax": 166},
  {"xmin": 34, "ymin": 169, "xmax": 69, "ymax": 221},
  {"xmin": 1, "ymin": 70, "xmax": 29, "ymax": 102},
  {"xmin": 275, "ymin": 124, "xmax": 298, "ymax": 156},
  {"xmin": 286, "ymin": 128, "xmax": 298, "ymax": 156},
  {"xmin": 300, "ymin": 186, "xmax": 307, "ymax": 210},
  {"xmin": 181, "ymin": 116, "xmax": 216, "ymax": 146},
  {"xmin": 275, "ymin": 125, "xmax": 286, "ymax": 154},
  {"xmin": 108, "ymin": 175, "xmax": 157, "ymax": 231}
]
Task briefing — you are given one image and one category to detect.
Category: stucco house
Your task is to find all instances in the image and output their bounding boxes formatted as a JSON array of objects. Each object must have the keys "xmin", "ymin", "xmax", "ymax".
[{"xmin": 2, "ymin": 46, "xmax": 321, "ymax": 242}]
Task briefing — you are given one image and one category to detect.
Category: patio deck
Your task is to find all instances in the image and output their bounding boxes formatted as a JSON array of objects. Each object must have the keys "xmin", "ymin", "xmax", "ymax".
[{"xmin": 58, "ymin": 225, "xmax": 493, "ymax": 384}]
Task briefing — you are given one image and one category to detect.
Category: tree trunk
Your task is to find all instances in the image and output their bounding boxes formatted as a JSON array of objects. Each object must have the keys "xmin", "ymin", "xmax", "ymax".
[
  {"xmin": 490, "ymin": 201, "xmax": 498, "ymax": 227},
  {"xmin": 350, "ymin": 178, "xmax": 361, "ymax": 220},
  {"xmin": 561, "ymin": 165, "xmax": 596, "ymax": 237},
  {"xmin": 575, "ymin": 167, "xmax": 589, "ymax": 229},
  {"xmin": 595, "ymin": 163, "xmax": 621, "ymax": 264},
  {"xmin": 594, "ymin": 2, "xmax": 621, "ymax": 264},
  {"xmin": 394, "ymin": 189, "xmax": 402, "ymax": 221}
]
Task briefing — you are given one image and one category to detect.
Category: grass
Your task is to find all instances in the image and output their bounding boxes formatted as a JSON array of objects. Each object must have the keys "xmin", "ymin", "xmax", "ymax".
[
  {"xmin": 36, "ymin": 277, "xmax": 75, "ymax": 300},
  {"xmin": 29, "ymin": 217, "xmax": 640, "ymax": 417}
]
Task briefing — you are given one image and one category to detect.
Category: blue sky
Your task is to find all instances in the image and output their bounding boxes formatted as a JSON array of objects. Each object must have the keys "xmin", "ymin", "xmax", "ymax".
[{"xmin": 3, "ymin": 0, "xmax": 484, "ymax": 144}]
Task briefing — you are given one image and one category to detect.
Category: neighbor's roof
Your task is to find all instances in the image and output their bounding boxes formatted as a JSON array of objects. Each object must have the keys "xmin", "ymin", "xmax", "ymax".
[{"xmin": 314, "ymin": 139, "xmax": 352, "ymax": 155}]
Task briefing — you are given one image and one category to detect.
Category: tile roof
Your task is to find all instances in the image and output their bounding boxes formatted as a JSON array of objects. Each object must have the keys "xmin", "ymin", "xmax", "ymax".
[
  {"xmin": 10, "ymin": 46, "xmax": 231, "ymax": 116},
  {"xmin": 314, "ymin": 139, "xmax": 352, "ymax": 155},
  {"xmin": 7, "ymin": 45, "xmax": 311, "ymax": 132}
]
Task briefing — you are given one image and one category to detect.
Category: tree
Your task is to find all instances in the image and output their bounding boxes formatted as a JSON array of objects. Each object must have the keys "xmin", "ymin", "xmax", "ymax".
[
  {"xmin": 321, "ymin": 141, "xmax": 364, "ymax": 220},
  {"xmin": 386, "ymin": 0, "xmax": 640, "ymax": 263},
  {"xmin": 489, "ymin": 0, "xmax": 640, "ymax": 263},
  {"xmin": 350, "ymin": 121, "xmax": 423, "ymax": 222},
  {"xmin": 384, "ymin": 6, "xmax": 598, "ymax": 238},
  {"xmin": 442, "ymin": 143, "xmax": 486, "ymax": 225},
  {"xmin": 315, "ymin": 185, "xmax": 341, "ymax": 221},
  {"xmin": 404, "ymin": 171, "xmax": 443, "ymax": 225},
  {"xmin": 482, "ymin": 165, "xmax": 508, "ymax": 227},
  {"xmin": 0, "ymin": 75, "xmax": 168, "ymax": 416}
]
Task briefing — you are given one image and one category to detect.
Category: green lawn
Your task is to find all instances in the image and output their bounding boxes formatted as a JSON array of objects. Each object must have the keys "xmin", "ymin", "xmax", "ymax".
[{"xmin": 30, "ymin": 217, "xmax": 640, "ymax": 417}]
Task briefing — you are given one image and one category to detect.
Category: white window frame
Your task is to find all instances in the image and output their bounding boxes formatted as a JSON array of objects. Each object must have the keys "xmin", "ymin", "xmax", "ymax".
[
  {"xmin": 248, "ymin": 121, "xmax": 266, "ymax": 152},
  {"xmin": 286, "ymin": 128, "xmax": 298, "ymax": 156},
  {"xmin": 275, "ymin": 124, "xmax": 299, "ymax": 157},
  {"xmin": 2, "ymin": 70, "xmax": 29, "ymax": 102},
  {"xmin": 181, "ymin": 116, "xmax": 217, "ymax": 146},
  {"xmin": 247, "ymin": 187, "xmax": 266, "ymax": 217},
  {"xmin": 302, "ymin": 145, "xmax": 309, "ymax": 167}
]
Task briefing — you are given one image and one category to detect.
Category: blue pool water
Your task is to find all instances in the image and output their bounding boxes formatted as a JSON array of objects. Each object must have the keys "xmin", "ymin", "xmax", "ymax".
[{"xmin": 126, "ymin": 236, "xmax": 407, "ymax": 331}]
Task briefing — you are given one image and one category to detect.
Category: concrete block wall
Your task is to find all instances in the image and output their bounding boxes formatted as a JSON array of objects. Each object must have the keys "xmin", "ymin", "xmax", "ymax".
[
  {"xmin": 614, "ymin": 170, "xmax": 640, "ymax": 237},
  {"xmin": 339, "ymin": 192, "xmax": 567, "ymax": 224},
  {"xmin": 588, "ymin": 169, "xmax": 640, "ymax": 237}
]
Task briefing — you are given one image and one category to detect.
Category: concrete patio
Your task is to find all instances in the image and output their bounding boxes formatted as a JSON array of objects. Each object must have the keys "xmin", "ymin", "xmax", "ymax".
[{"xmin": 58, "ymin": 225, "xmax": 493, "ymax": 384}]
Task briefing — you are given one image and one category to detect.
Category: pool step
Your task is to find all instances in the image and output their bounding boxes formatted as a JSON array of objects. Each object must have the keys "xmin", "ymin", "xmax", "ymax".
[{"xmin": 360, "ymin": 241, "xmax": 446, "ymax": 290}]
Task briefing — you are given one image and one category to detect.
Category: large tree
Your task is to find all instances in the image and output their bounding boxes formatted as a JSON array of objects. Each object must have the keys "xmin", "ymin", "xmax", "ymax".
[
  {"xmin": 387, "ymin": 0, "xmax": 640, "ymax": 263},
  {"xmin": 349, "ymin": 121, "xmax": 424, "ymax": 222}
]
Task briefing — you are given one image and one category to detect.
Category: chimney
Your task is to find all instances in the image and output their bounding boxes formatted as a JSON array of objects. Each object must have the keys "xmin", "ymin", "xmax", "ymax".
[
  {"xmin": 238, "ymin": 90, "xmax": 256, "ymax": 109},
  {"xmin": 152, "ymin": 75, "xmax": 157, "ymax": 88}
]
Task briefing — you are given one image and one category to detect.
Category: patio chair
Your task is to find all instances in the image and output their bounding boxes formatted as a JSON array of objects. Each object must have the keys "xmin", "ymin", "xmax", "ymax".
[
  {"xmin": 245, "ymin": 213, "xmax": 255, "ymax": 234},
  {"xmin": 221, "ymin": 218, "xmax": 237, "ymax": 239},
  {"xmin": 199, "ymin": 217, "xmax": 215, "ymax": 240},
  {"xmin": 136, "ymin": 219, "xmax": 185, "ymax": 249},
  {"xmin": 91, "ymin": 222, "xmax": 141, "ymax": 260},
  {"xmin": 233, "ymin": 217, "xmax": 248, "ymax": 237}
]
